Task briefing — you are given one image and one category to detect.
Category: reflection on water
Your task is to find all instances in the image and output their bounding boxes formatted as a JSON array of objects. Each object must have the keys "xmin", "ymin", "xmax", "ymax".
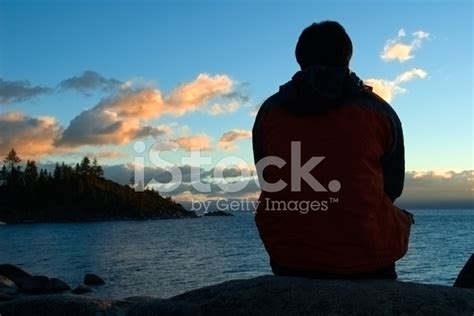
[{"xmin": 0, "ymin": 209, "xmax": 472, "ymax": 298}]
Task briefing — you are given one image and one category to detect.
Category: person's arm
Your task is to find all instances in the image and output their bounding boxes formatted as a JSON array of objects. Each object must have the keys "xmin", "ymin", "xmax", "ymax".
[
  {"xmin": 252, "ymin": 96, "xmax": 276, "ymax": 165},
  {"xmin": 252, "ymin": 108, "xmax": 264, "ymax": 166},
  {"xmin": 381, "ymin": 110, "xmax": 405, "ymax": 202}
]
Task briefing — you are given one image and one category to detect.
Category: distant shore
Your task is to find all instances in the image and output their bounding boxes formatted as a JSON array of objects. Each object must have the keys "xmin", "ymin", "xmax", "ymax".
[{"xmin": 0, "ymin": 209, "xmax": 239, "ymax": 224}]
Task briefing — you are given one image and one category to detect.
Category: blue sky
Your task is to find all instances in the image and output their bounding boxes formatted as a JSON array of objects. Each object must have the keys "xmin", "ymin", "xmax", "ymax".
[{"xmin": 0, "ymin": 0, "xmax": 472, "ymax": 205}]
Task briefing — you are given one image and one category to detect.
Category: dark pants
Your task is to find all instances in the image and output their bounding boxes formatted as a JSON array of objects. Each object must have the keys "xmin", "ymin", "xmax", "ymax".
[{"xmin": 270, "ymin": 259, "xmax": 397, "ymax": 280}]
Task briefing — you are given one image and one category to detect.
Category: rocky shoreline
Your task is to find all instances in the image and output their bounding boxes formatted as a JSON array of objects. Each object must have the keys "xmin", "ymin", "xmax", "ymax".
[
  {"xmin": 0, "ymin": 276, "xmax": 473, "ymax": 315},
  {"xmin": 0, "ymin": 203, "xmax": 198, "ymax": 224},
  {"xmin": 1, "ymin": 264, "xmax": 473, "ymax": 315},
  {"xmin": 203, "ymin": 210, "xmax": 234, "ymax": 217},
  {"xmin": 0, "ymin": 213, "xmax": 198, "ymax": 224},
  {"xmin": 0, "ymin": 264, "xmax": 107, "ymax": 300}
]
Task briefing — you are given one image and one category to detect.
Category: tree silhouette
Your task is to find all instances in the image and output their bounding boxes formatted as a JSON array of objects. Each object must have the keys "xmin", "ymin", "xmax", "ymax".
[
  {"xmin": 0, "ymin": 165, "xmax": 7, "ymax": 186},
  {"xmin": 3, "ymin": 149, "xmax": 21, "ymax": 172},
  {"xmin": 92, "ymin": 158, "xmax": 104, "ymax": 178},
  {"xmin": 38, "ymin": 169, "xmax": 50, "ymax": 184},
  {"xmin": 24, "ymin": 160, "xmax": 39, "ymax": 183},
  {"xmin": 0, "ymin": 150, "xmax": 196, "ymax": 222},
  {"xmin": 79, "ymin": 156, "xmax": 91, "ymax": 176},
  {"xmin": 53, "ymin": 163, "xmax": 62, "ymax": 181}
]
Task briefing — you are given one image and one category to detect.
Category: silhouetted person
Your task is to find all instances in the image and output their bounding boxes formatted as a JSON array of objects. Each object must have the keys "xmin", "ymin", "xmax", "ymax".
[{"xmin": 253, "ymin": 21, "xmax": 414, "ymax": 279}]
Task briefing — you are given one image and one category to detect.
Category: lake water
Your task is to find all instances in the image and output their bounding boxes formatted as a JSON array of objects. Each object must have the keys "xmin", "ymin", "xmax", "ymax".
[{"xmin": 0, "ymin": 209, "xmax": 473, "ymax": 298}]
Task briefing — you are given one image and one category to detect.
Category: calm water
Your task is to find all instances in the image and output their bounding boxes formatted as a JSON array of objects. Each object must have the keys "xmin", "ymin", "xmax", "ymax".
[{"xmin": 0, "ymin": 209, "xmax": 473, "ymax": 298}]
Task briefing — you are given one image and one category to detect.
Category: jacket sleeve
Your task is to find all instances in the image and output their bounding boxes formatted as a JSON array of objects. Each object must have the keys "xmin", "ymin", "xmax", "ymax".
[
  {"xmin": 381, "ymin": 109, "xmax": 405, "ymax": 202},
  {"xmin": 252, "ymin": 97, "xmax": 275, "ymax": 165},
  {"xmin": 252, "ymin": 109, "xmax": 264, "ymax": 166}
]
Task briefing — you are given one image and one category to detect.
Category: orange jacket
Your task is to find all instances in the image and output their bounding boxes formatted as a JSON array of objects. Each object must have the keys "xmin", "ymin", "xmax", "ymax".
[{"xmin": 252, "ymin": 65, "xmax": 412, "ymax": 274}]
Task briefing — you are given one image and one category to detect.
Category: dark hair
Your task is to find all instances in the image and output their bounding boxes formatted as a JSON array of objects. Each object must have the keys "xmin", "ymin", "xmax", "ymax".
[{"xmin": 295, "ymin": 21, "xmax": 353, "ymax": 69}]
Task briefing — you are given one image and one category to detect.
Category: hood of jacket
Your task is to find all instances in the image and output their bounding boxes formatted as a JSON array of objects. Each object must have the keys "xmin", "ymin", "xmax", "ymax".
[{"xmin": 279, "ymin": 65, "xmax": 365, "ymax": 114}]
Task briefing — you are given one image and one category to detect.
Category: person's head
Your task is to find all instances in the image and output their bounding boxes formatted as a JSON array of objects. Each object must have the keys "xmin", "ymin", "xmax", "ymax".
[{"xmin": 295, "ymin": 21, "xmax": 353, "ymax": 69}]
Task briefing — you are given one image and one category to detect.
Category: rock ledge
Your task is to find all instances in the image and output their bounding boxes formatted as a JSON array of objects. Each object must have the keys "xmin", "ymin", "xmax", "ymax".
[{"xmin": 1, "ymin": 275, "xmax": 473, "ymax": 315}]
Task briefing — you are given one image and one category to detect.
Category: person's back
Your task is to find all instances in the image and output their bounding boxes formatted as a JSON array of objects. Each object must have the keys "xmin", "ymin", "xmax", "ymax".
[{"xmin": 252, "ymin": 21, "xmax": 413, "ymax": 278}]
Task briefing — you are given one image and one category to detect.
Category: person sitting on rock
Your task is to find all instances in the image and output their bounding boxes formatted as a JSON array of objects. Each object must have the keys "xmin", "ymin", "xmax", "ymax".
[{"xmin": 252, "ymin": 21, "xmax": 414, "ymax": 279}]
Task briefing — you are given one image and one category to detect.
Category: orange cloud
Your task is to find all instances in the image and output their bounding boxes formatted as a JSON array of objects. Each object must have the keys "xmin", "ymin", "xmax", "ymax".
[
  {"xmin": 1, "ymin": 72, "xmax": 244, "ymax": 159},
  {"xmin": 57, "ymin": 73, "xmax": 240, "ymax": 148},
  {"xmin": 166, "ymin": 74, "xmax": 233, "ymax": 115},
  {"xmin": 0, "ymin": 112, "xmax": 62, "ymax": 159},
  {"xmin": 56, "ymin": 89, "xmax": 168, "ymax": 147},
  {"xmin": 174, "ymin": 134, "xmax": 212, "ymax": 151},
  {"xmin": 102, "ymin": 88, "xmax": 164, "ymax": 119},
  {"xmin": 219, "ymin": 129, "xmax": 252, "ymax": 150}
]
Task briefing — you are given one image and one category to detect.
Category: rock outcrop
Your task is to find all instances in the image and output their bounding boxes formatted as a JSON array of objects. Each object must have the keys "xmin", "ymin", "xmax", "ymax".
[
  {"xmin": 0, "ymin": 264, "xmax": 31, "ymax": 290},
  {"xmin": 84, "ymin": 273, "xmax": 105, "ymax": 286},
  {"xmin": 203, "ymin": 211, "xmax": 234, "ymax": 217},
  {"xmin": 71, "ymin": 284, "xmax": 93, "ymax": 294},
  {"xmin": 1, "ymin": 275, "xmax": 473, "ymax": 315},
  {"xmin": 46, "ymin": 278, "xmax": 71, "ymax": 292},
  {"xmin": 0, "ymin": 264, "xmax": 104, "ymax": 297}
]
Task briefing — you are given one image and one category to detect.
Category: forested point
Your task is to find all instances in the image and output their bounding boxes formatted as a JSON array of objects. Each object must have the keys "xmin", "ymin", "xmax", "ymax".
[{"xmin": 0, "ymin": 149, "xmax": 196, "ymax": 223}]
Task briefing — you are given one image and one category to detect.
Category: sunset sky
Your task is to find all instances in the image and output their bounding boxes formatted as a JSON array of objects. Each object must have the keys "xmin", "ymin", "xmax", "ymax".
[{"xmin": 0, "ymin": 0, "xmax": 472, "ymax": 207}]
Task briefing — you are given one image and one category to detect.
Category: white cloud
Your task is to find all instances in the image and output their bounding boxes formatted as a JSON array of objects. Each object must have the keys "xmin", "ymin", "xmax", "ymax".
[
  {"xmin": 364, "ymin": 79, "xmax": 403, "ymax": 103},
  {"xmin": 381, "ymin": 29, "xmax": 430, "ymax": 62},
  {"xmin": 365, "ymin": 68, "xmax": 428, "ymax": 102},
  {"xmin": 413, "ymin": 31, "xmax": 430, "ymax": 39},
  {"xmin": 206, "ymin": 101, "xmax": 240, "ymax": 115},
  {"xmin": 398, "ymin": 170, "xmax": 474, "ymax": 208},
  {"xmin": 395, "ymin": 68, "xmax": 428, "ymax": 83}
]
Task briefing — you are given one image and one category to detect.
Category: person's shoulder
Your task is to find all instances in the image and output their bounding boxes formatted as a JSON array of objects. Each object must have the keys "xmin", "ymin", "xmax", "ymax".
[
  {"xmin": 255, "ymin": 91, "xmax": 283, "ymax": 120},
  {"xmin": 263, "ymin": 91, "xmax": 284, "ymax": 109},
  {"xmin": 354, "ymin": 86, "xmax": 400, "ymax": 121}
]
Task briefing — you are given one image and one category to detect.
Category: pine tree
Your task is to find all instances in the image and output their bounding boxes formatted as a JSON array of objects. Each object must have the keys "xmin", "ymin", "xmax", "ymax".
[
  {"xmin": 3, "ymin": 149, "xmax": 21, "ymax": 172},
  {"xmin": 79, "ymin": 156, "xmax": 91, "ymax": 176},
  {"xmin": 24, "ymin": 160, "xmax": 39, "ymax": 183},
  {"xmin": 91, "ymin": 158, "xmax": 104, "ymax": 178},
  {"xmin": 0, "ymin": 165, "xmax": 7, "ymax": 186},
  {"xmin": 53, "ymin": 163, "xmax": 62, "ymax": 181},
  {"xmin": 61, "ymin": 163, "xmax": 72, "ymax": 181},
  {"xmin": 38, "ymin": 169, "xmax": 49, "ymax": 184}
]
